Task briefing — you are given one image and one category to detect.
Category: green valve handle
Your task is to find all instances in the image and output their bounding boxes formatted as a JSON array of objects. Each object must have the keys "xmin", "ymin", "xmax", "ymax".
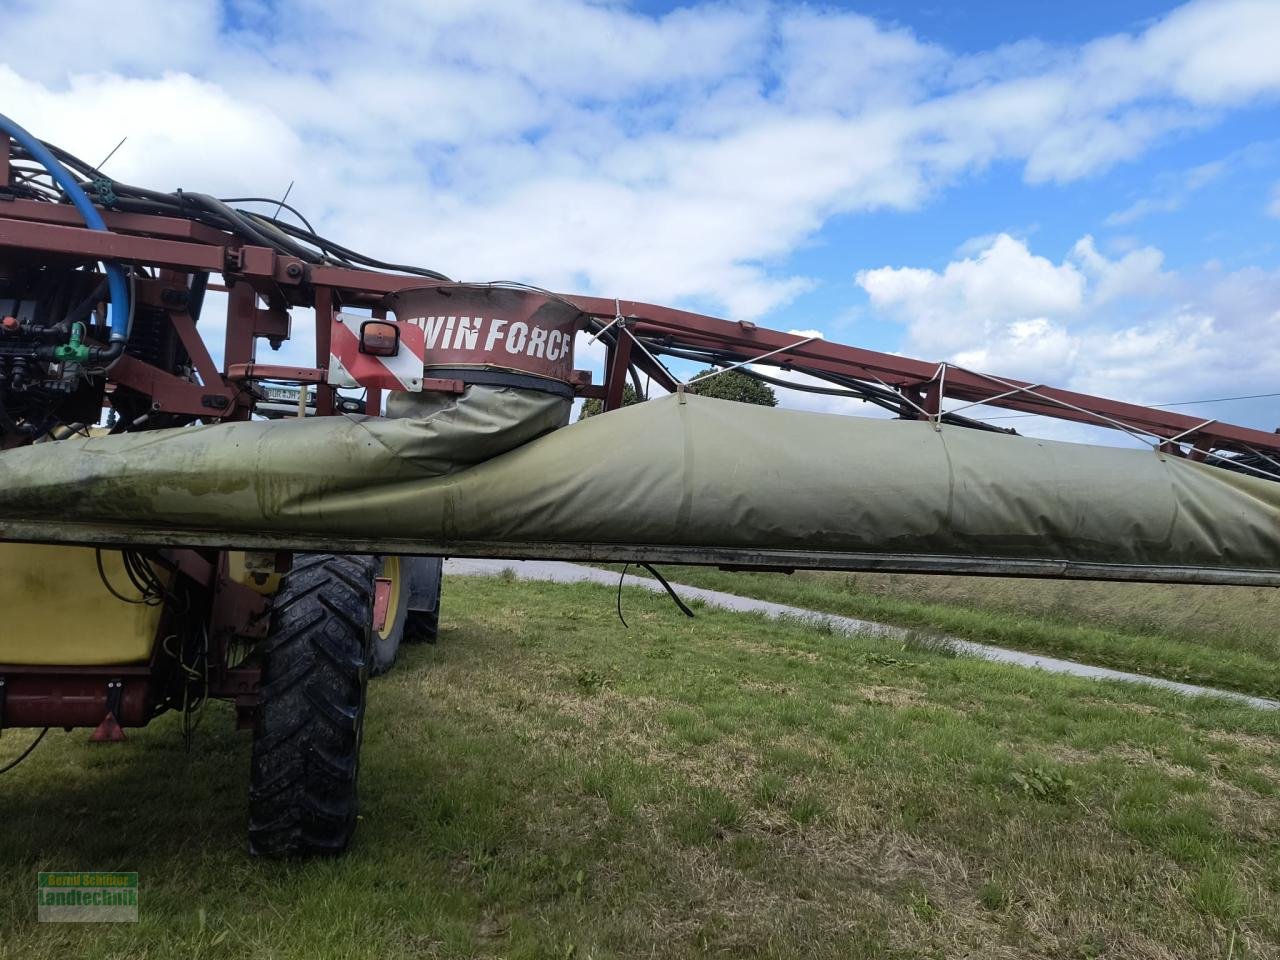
[{"xmin": 54, "ymin": 321, "xmax": 91, "ymax": 363}]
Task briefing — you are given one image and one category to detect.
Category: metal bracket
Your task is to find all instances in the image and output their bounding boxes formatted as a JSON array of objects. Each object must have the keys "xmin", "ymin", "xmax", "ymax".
[
  {"xmin": 105, "ymin": 678, "xmax": 122, "ymax": 719},
  {"xmin": 372, "ymin": 577, "xmax": 394, "ymax": 634},
  {"xmin": 90, "ymin": 679, "xmax": 126, "ymax": 743}
]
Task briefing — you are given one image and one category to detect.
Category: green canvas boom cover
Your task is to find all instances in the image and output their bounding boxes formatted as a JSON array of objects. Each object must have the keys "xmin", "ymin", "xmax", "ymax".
[{"xmin": 0, "ymin": 388, "xmax": 1277, "ymax": 585}]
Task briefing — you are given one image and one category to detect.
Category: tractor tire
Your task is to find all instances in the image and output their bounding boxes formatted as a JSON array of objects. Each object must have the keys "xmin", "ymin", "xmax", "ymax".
[
  {"xmin": 248, "ymin": 554, "xmax": 375, "ymax": 858},
  {"xmin": 403, "ymin": 556, "xmax": 443, "ymax": 645},
  {"xmin": 404, "ymin": 608, "xmax": 439, "ymax": 644}
]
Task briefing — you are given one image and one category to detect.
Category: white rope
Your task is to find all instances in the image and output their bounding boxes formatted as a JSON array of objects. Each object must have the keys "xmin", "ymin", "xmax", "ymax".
[
  {"xmin": 684, "ymin": 335, "xmax": 819, "ymax": 387},
  {"xmin": 1164, "ymin": 418, "xmax": 1217, "ymax": 445},
  {"xmin": 588, "ymin": 298, "xmax": 625, "ymax": 345}
]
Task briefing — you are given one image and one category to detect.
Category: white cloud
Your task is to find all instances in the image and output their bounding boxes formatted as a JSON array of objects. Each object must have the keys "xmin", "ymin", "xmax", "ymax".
[
  {"xmin": 855, "ymin": 233, "xmax": 1280, "ymax": 424},
  {"xmin": 2, "ymin": 0, "xmax": 1279, "ymax": 327},
  {"xmin": 1069, "ymin": 236, "xmax": 1172, "ymax": 303},
  {"xmin": 2, "ymin": 0, "xmax": 1279, "ymax": 441},
  {"xmin": 1268, "ymin": 182, "xmax": 1280, "ymax": 218},
  {"xmin": 857, "ymin": 233, "xmax": 1086, "ymax": 353},
  {"xmin": 1136, "ymin": 0, "xmax": 1280, "ymax": 104},
  {"xmin": 0, "ymin": 66, "xmax": 304, "ymax": 193}
]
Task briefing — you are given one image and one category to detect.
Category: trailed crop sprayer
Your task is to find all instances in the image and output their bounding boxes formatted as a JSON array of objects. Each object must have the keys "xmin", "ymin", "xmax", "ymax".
[{"xmin": 1, "ymin": 114, "xmax": 1277, "ymax": 856}]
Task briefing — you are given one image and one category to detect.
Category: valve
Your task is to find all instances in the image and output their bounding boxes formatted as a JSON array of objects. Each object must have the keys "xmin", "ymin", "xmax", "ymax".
[{"xmin": 53, "ymin": 321, "xmax": 90, "ymax": 363}]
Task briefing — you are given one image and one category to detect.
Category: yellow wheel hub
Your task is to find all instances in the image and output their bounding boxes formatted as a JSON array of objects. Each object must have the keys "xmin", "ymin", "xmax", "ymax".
[{"xmin": 377, "ymin": 555, "xmax": 403, "ymax": 641}]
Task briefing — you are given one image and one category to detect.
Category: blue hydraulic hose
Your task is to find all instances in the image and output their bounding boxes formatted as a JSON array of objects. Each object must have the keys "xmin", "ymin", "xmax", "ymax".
[{"xmin": 0, "ymin": 112, "xmax": 130, "ymax": 344}]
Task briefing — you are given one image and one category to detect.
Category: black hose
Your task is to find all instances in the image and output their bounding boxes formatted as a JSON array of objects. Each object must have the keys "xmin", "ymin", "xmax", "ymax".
[
  {"xmin": 640, "ymin": 338, "xmax": 1016, "ymax": 434},
  {"xmin": 640, "ymin": 563, "xmax": 696, "ymax": 618},
  {"xmin": 0, "ymin": 728, "xmax": 49, "ymax": 775},
  {"xmin": 217, "ymin": 196, "xmax": 321, "ymax": 234},
  {"xmin": 16, "ymin": 139, "xmax": 451, "ymax": 280}
]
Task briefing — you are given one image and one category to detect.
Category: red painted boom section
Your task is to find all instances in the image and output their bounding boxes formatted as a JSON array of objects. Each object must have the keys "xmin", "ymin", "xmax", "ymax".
[{"xmin": 0, "ymin": 158, "xmax": 1274, "ymax": 459}]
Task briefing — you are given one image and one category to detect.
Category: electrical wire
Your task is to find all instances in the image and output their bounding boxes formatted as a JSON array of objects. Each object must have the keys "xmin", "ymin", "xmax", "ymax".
[
  {"xmin": 0, "ymin": 115, "xmax": 130, "ymax": 345},
  {"xmin": 640, "ymin": 563, "xmax": 696, "ymax": 618},
  {"xmin": 616, "ymin": 563, "xmax": 630, "ymax": 628},
  {"xmin": 95, "ymin": 548, "xmax": 151, "ymax": 605},
  {"xmin": 95, "ymin": 549, "xmax": 187, "ymax": 613},
  {"xmin": 616, "ymin": 562, "xmax": 696, "ymax": 629},
  {"xmin": 216, "ymin": 196, "xmax": 321, "ymax": 234},
  {"xmin": 9, "ymin": 138, "xmax": 451, "ymax": 283},
  {"xmin": 975, "ymin": 391, "xmax": 1280, "ymax": 422},
  {"xmin": 0, "ymin": 728, "xmax": 49, "ymax": 775},
  {"xmin": 636, "ymin": 336, "xmax": 1015, "ymax": 433}
]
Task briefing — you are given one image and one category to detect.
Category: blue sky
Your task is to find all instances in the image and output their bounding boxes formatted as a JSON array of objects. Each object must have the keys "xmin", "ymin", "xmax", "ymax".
[
  {"xmin": 637, "ymin": 1, "xmax": 1180, "ymax": 49},
  {"xmin": 2, "ymin": 0, "xmax": 1278, "ymax": 437}
]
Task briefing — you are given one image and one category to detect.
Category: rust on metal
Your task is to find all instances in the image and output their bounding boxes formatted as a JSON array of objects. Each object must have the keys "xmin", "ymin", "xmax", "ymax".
[
  {"xmin": 389, "ymin": 285, "xmax": 581, "ymax": 385},
  {"xmin": 0, "ymin": 669, "xmax": 152, "ymax": 729}
]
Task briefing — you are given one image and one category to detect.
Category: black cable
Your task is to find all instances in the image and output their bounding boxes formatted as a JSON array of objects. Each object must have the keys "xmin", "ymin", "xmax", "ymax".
[
  {"xmin": 639, "ymin": 563, "xmax": 696, "ymax": 618},
  {"xmin": 95, "ymin": 549, "xmax": 150, "ymax": 605},
  {"xmin": 640, "ymin": 337, "xmax": 1014, "ymax": 432},
  {"xmin": 262, "ymin": 217, "xmax": 451, "ymax": 279},
  {"xmin": 977, "ymin": 391, "xmax": 1280, "ymax": 421},
  {"xmin": 16, "ymin": 139, "xmax": 451, "ymax": 281},
  {"xmin": 616, "ymin": 563, "xmax": 630, "ymax": 629},
  {"xmin": 0, "ymin": 727, "xmax": 49, "ymax": 775},
  {"xmin": 616, "ymin": 562, "xmax": 696, "ymax": 628},
  {"xmin": 123, "ymin": 550, "xmax": 189, "ymax": 614},
  {"xmin": 217, "ymin": 196, "xmax": 320, "ymax": 234}
]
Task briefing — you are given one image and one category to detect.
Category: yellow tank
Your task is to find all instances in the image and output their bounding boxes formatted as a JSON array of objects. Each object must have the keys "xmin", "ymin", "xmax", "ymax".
[{"xmin": 0, "ymin": 544, "xmax": 163, "ymax": 665}]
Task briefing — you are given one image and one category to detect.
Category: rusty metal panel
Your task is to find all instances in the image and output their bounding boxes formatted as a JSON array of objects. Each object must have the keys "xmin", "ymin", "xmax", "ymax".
[
  {"xmin": 0, "ymin": 217, "xmax": 224, "ymax": 270},
  {"xmin": 390, "ymin": 285, "xmax": 581, "ymax": 385},
  {"xmin": 0, "ymin": 669, "xmax": 153, "ymax": 728}
]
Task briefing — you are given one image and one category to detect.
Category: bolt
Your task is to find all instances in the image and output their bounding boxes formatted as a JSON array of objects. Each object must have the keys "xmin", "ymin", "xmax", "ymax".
[{"xmin": 285, "ymin": 263, "xmax": 303, "ymax": 279}]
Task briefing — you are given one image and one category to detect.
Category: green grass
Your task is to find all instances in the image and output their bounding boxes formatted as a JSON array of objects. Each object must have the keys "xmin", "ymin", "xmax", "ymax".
[
  {"xmin": 2, "ymin": 575, "xmax": 1279, "ymax": 958},
  {"xmin": 604, "ymin": 565, "xmax": 1280, "ymax": 700}
]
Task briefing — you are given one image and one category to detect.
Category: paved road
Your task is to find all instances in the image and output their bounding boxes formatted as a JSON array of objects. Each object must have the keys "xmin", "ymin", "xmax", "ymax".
[{"xmin": 445, "ymin": 558, "xmax": 1280, "ymax": 711}]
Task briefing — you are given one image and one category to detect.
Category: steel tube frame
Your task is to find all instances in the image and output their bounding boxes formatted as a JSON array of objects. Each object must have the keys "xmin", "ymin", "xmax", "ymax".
[
  {"xmin": 3, "ymin": 518, "xmax": 1278, "ymax": 588},
  {"xmin": 567, "ymin": 297, "xmax": 1280, "ymax": 457},
  {"xmin": 1, "ymin": 150, "xmax": 1275, "ymax": 460},
  {"xmin": 5, "ymin": 185, "xmax": 1274, "ymax": 463}
]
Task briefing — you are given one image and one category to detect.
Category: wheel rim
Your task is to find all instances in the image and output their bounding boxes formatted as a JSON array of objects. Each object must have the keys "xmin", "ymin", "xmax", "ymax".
[{"xmin": 377, "ymin": 555, "xmax": 403, "ymax": 641}]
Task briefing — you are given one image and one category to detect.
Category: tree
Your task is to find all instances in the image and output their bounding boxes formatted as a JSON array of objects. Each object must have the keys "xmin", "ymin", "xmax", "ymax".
[
  {"xmin": 689, "ymin": 368, "xmax": 777, "ymax": 407},
  {"xmin": 578, "ymin": 383, "xmax": 641, "ymax": 420}
]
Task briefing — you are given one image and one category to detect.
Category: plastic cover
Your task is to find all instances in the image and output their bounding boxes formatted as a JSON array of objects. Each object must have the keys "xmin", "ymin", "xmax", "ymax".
[{"xmin": 0, "ymin": 389, "xmax": 1277, "ymax": 579}]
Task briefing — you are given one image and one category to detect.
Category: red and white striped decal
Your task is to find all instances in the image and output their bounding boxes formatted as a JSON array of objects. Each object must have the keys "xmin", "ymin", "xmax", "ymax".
[{"xmin": 327, "ymin": 313, "xmax": 425, "ymax": 393}]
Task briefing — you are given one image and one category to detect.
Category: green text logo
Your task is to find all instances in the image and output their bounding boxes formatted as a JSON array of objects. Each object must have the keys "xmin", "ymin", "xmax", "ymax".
[{"xmin": 38, "ymin": 872, "xmax": 138, "ymax": 923}]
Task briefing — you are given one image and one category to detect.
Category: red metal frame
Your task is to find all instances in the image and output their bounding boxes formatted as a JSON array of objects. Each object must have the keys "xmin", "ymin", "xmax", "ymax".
[
  {"xmin": 565, "ymin": 297, "xmax": 1280, "ymax": 458},
  {"xmin": 2, "ymin": 134, "xmax": 1277, "ymax": 732},
  {"xmin": 2, "ymin": 187, "xmax": 1273, "ymax": 458}
]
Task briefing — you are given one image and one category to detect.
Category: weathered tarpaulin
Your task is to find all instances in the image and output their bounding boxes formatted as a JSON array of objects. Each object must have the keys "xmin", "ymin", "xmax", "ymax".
[{"xmin": 1, "ymin": 390, "xmax": 1277, "ymax": 584}]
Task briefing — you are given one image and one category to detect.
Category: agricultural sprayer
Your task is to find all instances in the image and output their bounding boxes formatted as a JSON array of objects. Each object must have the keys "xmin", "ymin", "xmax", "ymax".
[{"xmin": 2, "ymin": 113, "xmax": 1277, "ymax": 856}]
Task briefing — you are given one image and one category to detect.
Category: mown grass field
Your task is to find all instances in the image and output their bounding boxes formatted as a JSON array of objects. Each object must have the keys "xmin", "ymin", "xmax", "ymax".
[
  {"xmin": 2, "ymin": 574, "xmax": 1279, "ymax": 958},
  {"xmin": 605, "ymin": 566, "xmax": 1280, "ymax": 700}
]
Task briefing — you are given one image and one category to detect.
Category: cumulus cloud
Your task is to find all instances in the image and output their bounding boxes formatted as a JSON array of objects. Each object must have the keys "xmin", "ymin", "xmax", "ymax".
[
  {"xmin": 857, "ymin": 234, "xmax": 1087, "ymax": 354},
  {"xmin": 2, "ymin": 0, "xmax": 1279, "ymax": 325},
  {"xmin": 3, "ymin": 0, "xmax": 1279, "ymax": 439},
  {"xmin": 855, "ymin": 233, "xmax": 1280, "ymax": 421}
]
